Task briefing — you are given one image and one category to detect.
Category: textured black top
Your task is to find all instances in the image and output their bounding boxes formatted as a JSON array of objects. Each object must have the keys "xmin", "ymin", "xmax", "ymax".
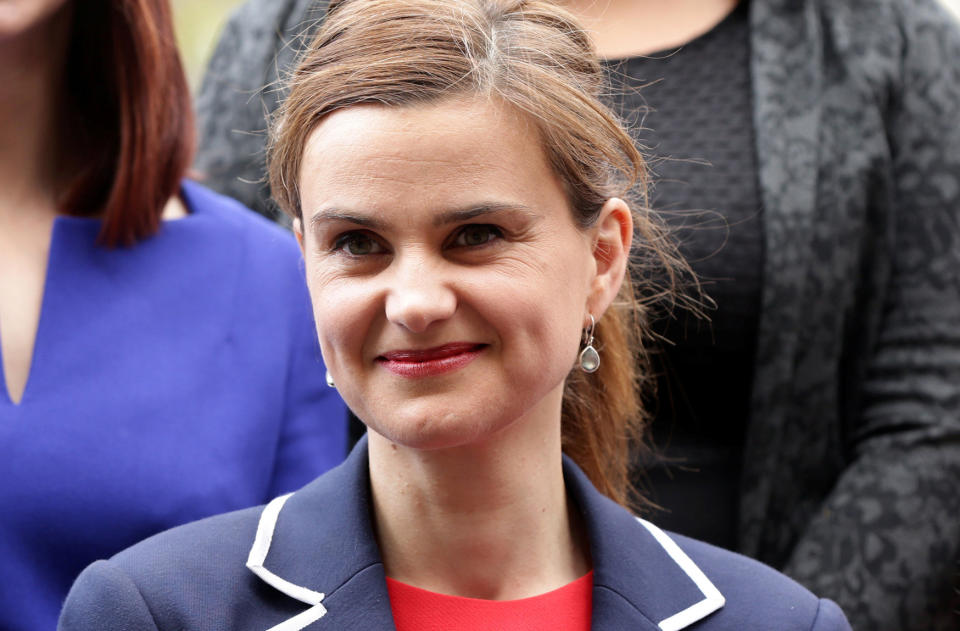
[{"xmin": 604, "ymin": 1, "xmax": 761, "ymax": 549}]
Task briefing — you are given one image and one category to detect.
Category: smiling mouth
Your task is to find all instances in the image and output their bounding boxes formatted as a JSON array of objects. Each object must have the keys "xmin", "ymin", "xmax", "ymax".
[{"xmin": 377, "ymin": 343, "xmax": 487, "ymax": 378}]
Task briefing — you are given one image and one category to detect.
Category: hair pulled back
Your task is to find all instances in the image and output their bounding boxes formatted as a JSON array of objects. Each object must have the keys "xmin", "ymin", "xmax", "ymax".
[{"xmin": 269, "ymin": 0, "xmax": 686, "ymax": 508}]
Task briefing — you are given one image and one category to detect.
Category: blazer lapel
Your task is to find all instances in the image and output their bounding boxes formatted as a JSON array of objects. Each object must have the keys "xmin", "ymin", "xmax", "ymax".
[
  {"xmin": 243, "ymin": 442, "xmax": 726, "ymax": 631},
  {"xmin": 563, "ymin": 458, "xmax": 725, "ymax": 630},
  {"xmin": 245, "ymin": 437, "xmax": 397, "ymax": 631},
  {"xmin": 741, "ymin": 0, "xmax": 824, "ymax": 559}
]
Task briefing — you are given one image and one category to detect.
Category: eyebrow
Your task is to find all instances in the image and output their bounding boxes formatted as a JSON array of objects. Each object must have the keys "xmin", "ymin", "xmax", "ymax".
[{"xmin": 308, "ymin": 203, "xmax": 537, "ymax": 232}]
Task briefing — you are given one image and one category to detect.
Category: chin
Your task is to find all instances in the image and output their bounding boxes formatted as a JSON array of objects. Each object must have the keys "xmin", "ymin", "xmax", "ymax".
[{"xmin": 365, "ymin": 405, "xmax": 512, "ymax": 452}]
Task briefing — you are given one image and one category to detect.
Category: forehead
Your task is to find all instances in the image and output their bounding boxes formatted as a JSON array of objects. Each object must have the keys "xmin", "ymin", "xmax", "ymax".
[{"xmin": 298, "ymin": 96, "xmax": 569, "ymax": 219}]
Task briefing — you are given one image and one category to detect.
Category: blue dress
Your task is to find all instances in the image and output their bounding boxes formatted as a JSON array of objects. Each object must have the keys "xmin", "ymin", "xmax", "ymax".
[{"xmin": 0, "ymin": 180, "xmax": 348, "ymax": 631}]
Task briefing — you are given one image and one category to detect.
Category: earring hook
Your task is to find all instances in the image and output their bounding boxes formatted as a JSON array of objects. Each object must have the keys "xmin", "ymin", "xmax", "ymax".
[
  {"xmin": 582, "ymin": 314, "xmax": 596, "ymax": 346},
  {"xmin": 579, "ymin": 314, "xmax": 599, "ymax": 373}
]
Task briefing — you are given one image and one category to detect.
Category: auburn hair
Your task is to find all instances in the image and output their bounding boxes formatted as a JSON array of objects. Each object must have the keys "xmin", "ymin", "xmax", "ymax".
[
  {"xmin": 269, "ymin": 0, "xmax": 689, "ymax": 508},
  {"xmin": 59, "ymin": 0, "xmax": 194, "ymax": 246}
]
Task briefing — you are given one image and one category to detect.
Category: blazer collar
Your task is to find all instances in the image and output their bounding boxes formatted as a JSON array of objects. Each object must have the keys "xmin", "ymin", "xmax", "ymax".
[{"xmin": 246, "ymin": 437, "xmax": 724, "ymax": 631}]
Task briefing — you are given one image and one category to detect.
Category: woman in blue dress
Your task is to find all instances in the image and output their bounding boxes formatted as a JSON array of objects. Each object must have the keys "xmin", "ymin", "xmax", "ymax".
[
  {"xmin": 60, "ymin": 2, "xmax": 850, "ymax": 629},
  {"xmin": 0, "ymin": 2, "xmax": 347, "ymax": 629}
]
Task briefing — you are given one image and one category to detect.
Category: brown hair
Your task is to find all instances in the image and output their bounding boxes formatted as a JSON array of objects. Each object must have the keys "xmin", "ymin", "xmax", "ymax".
[
  {"xmin": 269, "ymin": 0, "xmax": 688, "ymax": 508},
  {"xmin": 59, "ymin": 0, "xmax": 194, "ymax": 246}
]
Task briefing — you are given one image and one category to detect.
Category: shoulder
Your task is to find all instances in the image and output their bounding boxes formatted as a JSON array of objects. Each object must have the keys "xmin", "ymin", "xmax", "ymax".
[
  {"xmin": 812, "ymin": 0, "xmax": 960, "ymax": 144},
  {"xmin": 811, "ymin": 0, "xmax": 953, "ymax": 28},
  {"xmin": 60, "ymin": 506, "xmax": 277, "ymax": 631},
  {"xmin": 180, "ymin": 180, "xmax": 293, "ymax": 242},
  {"xmin": 757, "ymin": 0, "xmax": 960, "ymax": 124},
  {"xmin": 667, "ymin": 529, "xmax": 849, "ymax": 630},
  {"xmin": 811, "ymin": 0, "xmax": 959, "ymax": 62},
  {"xmin": 115, "ymin": 504, "xmax": 263, "ymax": 587},
  {"xmin": 760, "ymin": 0, "xmax": 959, "ymax": 72},
  {"xmin": 179, "ymin": 180, "xmax": 304, "ymax": 276},
  {"xmin": 563, "ymin": 457, "xmax": 851, "ymax": 630}
]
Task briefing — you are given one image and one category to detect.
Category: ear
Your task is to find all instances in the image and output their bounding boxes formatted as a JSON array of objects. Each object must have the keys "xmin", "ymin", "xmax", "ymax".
[
  {"xmin": 587, "ymin": 197, "xmax": 633, "ymax": 318},
  {"xmin": 293, "ymin": 217, "xmax": 305, "ymax": 254}
]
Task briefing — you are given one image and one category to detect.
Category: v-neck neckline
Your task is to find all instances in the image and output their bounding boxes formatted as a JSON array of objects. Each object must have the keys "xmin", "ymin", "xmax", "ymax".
[
  {"xmin": 0, "ymin": 217, "xmax": 62, "ymax": 407},
  {"xmin": 0, "ymin": 182, "xmax": 202, "ymax": 408}
]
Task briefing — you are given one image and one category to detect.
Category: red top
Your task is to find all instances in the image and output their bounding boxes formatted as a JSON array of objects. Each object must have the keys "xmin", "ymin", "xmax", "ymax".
[{"xmin": 387, "ymin": 571, "xmax": 593, "ymax": 631}]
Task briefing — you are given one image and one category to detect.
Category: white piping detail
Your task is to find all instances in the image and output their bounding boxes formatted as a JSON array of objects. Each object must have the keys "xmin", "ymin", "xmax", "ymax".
[
  {"xmin": 636, "ymin": 518, "xmax": 725, "ymax": 631},
  {"xmin": 247, "ymin": 493, "xmax": 327, "ymax": 630},
  {"xmin": 263, "ymin": 603, "xmax": 327, "ymax": 631}
]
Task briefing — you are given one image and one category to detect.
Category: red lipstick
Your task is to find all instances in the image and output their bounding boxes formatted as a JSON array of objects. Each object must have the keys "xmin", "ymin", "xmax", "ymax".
[{"xmin": 378, "ymin": 343, "xmax": 486, "ymax": 378}]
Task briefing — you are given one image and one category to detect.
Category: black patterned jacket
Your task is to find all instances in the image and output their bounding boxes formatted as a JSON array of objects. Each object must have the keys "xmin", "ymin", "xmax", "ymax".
[{"xmin": 193, "ymin": 1, "xmax": 960, "ymax": 628}]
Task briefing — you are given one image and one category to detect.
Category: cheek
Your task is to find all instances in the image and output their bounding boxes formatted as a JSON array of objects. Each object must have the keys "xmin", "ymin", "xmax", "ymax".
[
  {"xmin": 305, "ymin": 273, "xmax": 379, "ymax": 371},
  {"xmin": 482, "ymin": 259, "xmax": 589, "ymax": 372},
  {"xmin": 510, "ymin": 298, "xmax": 582, "ymax": 368}
]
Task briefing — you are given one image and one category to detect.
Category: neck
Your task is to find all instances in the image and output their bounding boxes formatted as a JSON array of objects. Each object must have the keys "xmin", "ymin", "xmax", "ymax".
[
  {"xmin": 0, "ymin": 4, "xmax": 73, "ymax": 214},
  {"xmin": 565, "ymin": 0, "xmax": 740, "ymax": 58},
  {"xmin": 368, "ymin": 387, "xmax": 590, "ymax": 600}
]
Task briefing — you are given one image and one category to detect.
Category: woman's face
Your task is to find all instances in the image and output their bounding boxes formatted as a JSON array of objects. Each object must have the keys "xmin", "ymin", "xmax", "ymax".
[{"xmin": 298, "ymin": 96, "xmax": 622, "ymax": 450}]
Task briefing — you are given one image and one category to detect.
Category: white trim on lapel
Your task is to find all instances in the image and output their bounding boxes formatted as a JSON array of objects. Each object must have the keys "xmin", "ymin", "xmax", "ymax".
[
  {"xmin": 247, "ymin": 493, "xmax": 328, "ymax": 631},
  {"xmin": 637, "ymin": 518, "xmax": 725, "ymax": 631},
  {"xmin": 244, "ymin": 489, "xmax": 724, "ymax": 631}
]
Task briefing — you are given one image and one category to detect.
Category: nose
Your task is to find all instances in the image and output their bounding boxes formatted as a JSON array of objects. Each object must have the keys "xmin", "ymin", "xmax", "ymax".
[{"xmin": 384, "ymin": 254, "xmax": 457, "ymax": 333}]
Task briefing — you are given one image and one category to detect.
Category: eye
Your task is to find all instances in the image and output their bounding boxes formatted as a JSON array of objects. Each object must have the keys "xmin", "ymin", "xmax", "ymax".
[
  {"xmin": 333, "ymin": 231, "xmax": 386, "ymax": 256},
  {"xmin": 452, "ymin": 224, "xmax": 503, "ymax": 248}
]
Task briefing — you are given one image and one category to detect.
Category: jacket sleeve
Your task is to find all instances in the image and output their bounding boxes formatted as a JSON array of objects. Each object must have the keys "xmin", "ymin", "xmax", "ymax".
[
  {"xmin": 58, "ymin": 561, "xmax": 160, "ymax": 631},
  {"xmin": 784, "ymin": 2, "xmax": 960, "ymax": 629}
]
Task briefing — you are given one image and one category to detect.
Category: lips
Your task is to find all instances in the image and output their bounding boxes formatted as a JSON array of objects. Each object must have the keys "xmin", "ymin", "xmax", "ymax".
[{"xmin": 377, "ymin": 343, "xmax": 486, "ymax": 378}]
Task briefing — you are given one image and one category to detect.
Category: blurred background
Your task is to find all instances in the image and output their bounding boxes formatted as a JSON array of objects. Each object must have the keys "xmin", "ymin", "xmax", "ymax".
[
  {"xmin": 172, "ymin": 0, "xmax": 960, "ymax": 92},
  {"xmin": 172, "ymin": 0, "xmax": 246, "ymax": 90}
]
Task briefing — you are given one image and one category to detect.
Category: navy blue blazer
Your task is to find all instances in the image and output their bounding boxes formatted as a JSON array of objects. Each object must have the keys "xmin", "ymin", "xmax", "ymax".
[{"xmin": 59, "ymin": 439, "xmax": 850, "ymax": 630}]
